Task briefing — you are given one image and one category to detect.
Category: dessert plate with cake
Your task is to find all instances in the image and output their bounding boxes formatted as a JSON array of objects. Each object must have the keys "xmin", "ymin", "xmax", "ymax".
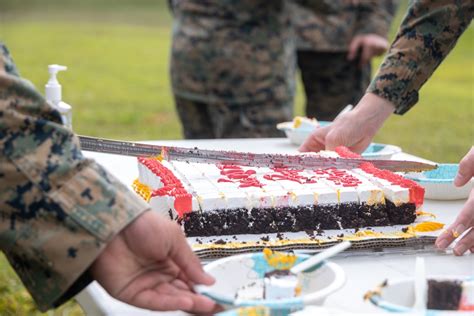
[
  {"xmin": 196, "ymin": 248, "xmax": 345, "ymax": 312},
  {"xmin": 365, "ymin": 275, "xmax": 474, "ymax": 313}
]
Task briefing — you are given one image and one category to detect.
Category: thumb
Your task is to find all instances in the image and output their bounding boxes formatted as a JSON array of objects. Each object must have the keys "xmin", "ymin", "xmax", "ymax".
[
  {"xmin": 454, "ymin": 147, "xmax": 474, "ymax": 187},
  {"xmin": 169, "ymin": 224, "xmax": 215, "ymax": 286}
]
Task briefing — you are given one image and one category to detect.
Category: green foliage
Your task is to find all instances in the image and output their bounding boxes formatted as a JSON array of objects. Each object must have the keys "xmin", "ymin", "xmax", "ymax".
[{"xmin": 0, "ymin": 0, "xmax": 472, "ymax": 314}]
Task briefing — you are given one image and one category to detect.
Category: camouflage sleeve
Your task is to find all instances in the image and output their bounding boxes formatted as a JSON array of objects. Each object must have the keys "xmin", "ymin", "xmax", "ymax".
[
  {"xmin": 0, "ymin": 43, "xmax": 150, "ymax": 311},
  {"xmin": 354, "ymin": 0, "xmax": 398, "ymax": 38},
  {"xmin": 367, "ymin": 0, "xmax": 473, "ymax": 114}
]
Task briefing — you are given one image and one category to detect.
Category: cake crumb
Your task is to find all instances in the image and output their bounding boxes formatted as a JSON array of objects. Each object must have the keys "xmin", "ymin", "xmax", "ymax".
[
  {"xmin": 214, "ymin": 239, "xmax": 226, "ymax": 245},
  {"xmin": 401, "ymin": 227, "xmax": 409, "ymax": 233},
  {"xmin": 261, "ymin": 235, "xmax": 270, "ymax": 242},
  {"xmin": 276, "ymin": 232, "xmax": 285, "ymax": 240},
  {"xmin": 337, "ymin": 233, "xmax": 345, "ymax": 238},
  {"xmin": 354, "ymin": 227, "xmax": 360, "ymax": 233}
]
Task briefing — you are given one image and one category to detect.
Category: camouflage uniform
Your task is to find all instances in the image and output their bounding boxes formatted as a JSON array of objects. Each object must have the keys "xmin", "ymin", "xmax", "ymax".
[
  {"xmin": 368, "ymin": 0, "xmax": 473, "ymax": 114},
  {"xmin": 169, "ymin": 1, "xmax": 335, "ymax": 139},
  {"xmin": 290, "ymin": 0, "xmax": 397, "ymax": 121},
  {"xmin": 0, "ymin": 42, "xmax": 149, "ymax": 311}
]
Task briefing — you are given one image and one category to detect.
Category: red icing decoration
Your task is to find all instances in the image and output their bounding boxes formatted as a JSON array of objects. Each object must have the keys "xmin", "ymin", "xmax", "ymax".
[
  {"xmin": 264, "ymin": 167, "xmax": 318, "ymax": 184},
  {"xmin": 217, "ymin": 165, "xmax": 263, "ymax": 188},
  {"xmin": 360, "ymin": 162, "xmax": 424, "ymax": 207},
  {"xmin": 335, "ymin": 146, "xmax": 362, "ymax": 159},
  {"xmin": 217, "ymin": 178, "xmax": 233, "ymax": 183},
  {"xmin": 140, "ymin": 157, "xmax": 192, "ymax": 217},
  {"xmin": 174, "ymin": 193, "xmax": 192, "ymax": 216}
]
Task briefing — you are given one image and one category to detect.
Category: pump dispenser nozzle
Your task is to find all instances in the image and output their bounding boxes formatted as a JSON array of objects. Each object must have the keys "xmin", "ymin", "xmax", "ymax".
[
  {"xmin": 45, "ymin": 64, "xmax": 72, "ymax": 129},
  {"xmin": 46, "ymin": 64, "xmax": 68, "ymax": 104}
]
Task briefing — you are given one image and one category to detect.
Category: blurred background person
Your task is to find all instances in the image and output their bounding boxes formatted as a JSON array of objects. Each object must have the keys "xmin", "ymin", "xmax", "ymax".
[
  {"xmin": 290, "ymin": 0, "xmax": 398, "ymax": 121},
  {"xmin": 168, "ymin": 0, "xmax": 335, "ymax": 139}
]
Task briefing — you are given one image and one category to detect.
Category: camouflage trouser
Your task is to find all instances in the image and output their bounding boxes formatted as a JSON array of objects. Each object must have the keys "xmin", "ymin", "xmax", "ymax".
[
  {"xmin": 175, "ymin": 96, "xmax": 293, "ymax": 139},
  {"xmin": 297, "ymin": 51, "xmax": 371, "ymax": 121}
]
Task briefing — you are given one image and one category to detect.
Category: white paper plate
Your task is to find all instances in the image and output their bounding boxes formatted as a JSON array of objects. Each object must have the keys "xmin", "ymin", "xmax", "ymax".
[
  {"xmin": 367, "ymin": 275, "xmax": 474, "ymax": 314},
  {"xmin": 196, "ymin": 252, "xmax": 345, "ymax": 314}
]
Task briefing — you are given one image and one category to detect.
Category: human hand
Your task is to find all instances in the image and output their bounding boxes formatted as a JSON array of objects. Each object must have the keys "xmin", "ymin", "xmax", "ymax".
[
  {"xmin": 299, "ymin": 93, "xmax": 394, "ymax": 153},
  {"xmin": 347, "ymin": 34, "xmax": 389, "ymax": 67},
  {"xmin": 435, "ymin": 147, "xmax": 474, "ymax": 256},
  {"xmin": 91, "ymin": 211, "xmax": 219, "ymax": 313}
]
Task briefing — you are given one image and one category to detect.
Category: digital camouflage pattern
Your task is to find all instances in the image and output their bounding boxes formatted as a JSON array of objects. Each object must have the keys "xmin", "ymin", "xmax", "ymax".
[
  {"xmin": 290, "ymin": 0, "xmax": 397, "ymax": 51},
  {"xmin": 0, "ymin": 42, "xmax": 149, "ymax": 311},
  {"xmin": 169, "ymin": 1, "xmax": 337, "ymax": 138},
  {"xmin": 368, "ymin": 0, "xmax": 473, "ymax": 114},
  {"xmin": 170, "ymin": 0, "xmax": 296, "ymax": 106},
  {"xmin": 175, "ymin": 96, "xmax": 291, "ymax": 138},
  {"xmin": 291, "ymin": 0, "xmax": 396, "ymax": 120},
  {"xmin": 297, "ymin": 51, "xmax": 371, "ymax": 121}
]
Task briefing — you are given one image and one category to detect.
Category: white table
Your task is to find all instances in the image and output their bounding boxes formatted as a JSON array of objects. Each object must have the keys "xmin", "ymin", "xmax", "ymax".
[{"xmin": 76, "ymin": 138, "xmax": 473, "ymax": 315}]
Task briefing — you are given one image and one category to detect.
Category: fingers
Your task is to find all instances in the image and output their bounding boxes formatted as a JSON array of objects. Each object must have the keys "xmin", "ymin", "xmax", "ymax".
[
  {"xmin": 453, "ymin": 228, "xmax": 474, "ymax": 256},
  {"xmin": 347, "ymin": 36, "xmax": 362, "ymax": 61},
  {"xmin": 454, "ymin": 146, "xmax": 474, "ymax": 187},
  {"xmin": 299, "ymin": 126, "xmax": 329, "ymax": 152},
  {"xmin": 359, "ymin": 43, "xmax": 372, "ymax": 67},
  {"xmin": 168, "ymin": 223, "xmax": 215, "ymax": 286},
  {"xmin": 131, "ymin": 284, "xmax": 218, "ymax": 313},
  {"xmin": 435, "ymin": 188, "xmax": 474, "ymax": 252}
]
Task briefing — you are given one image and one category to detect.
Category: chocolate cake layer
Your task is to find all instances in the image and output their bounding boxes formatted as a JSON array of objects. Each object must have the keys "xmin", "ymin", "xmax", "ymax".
[
  {"xmin": 427, "ymin": 280, "xmax": 463, "ymax": 310},
  {"xmin": 179, "ymin": 202, "xmax": 417, "ymax": 237}
]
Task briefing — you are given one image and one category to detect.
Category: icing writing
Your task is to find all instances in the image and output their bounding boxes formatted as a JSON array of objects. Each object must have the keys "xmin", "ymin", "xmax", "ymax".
[
  {"xmin": 217, "ymin": 164, "xmax": 263, "ymax": 188},
  {"xmin": 314, "ymin": 167, "xmax": 363, "ymax": 187},
  {"xmin": 263, "ymin": 168, "xmax": 317, "ymax": 184}
]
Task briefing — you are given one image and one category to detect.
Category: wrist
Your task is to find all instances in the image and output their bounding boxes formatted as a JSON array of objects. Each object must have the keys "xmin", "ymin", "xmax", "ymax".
[{"xmin": 353, "ymin": 93, "xmax": 395, "ymax": 133}]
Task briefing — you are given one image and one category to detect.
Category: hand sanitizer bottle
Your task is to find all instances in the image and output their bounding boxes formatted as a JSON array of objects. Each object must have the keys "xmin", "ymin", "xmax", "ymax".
[{"xmin": 45, "ymin": 64, "xmax": 73, "ymax": 129}]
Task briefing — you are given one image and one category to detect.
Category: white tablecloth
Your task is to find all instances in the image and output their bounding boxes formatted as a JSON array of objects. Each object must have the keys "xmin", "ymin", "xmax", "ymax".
[{"xmin": 76, "ymin": 138, "xmax": 473, "ymax": 315}]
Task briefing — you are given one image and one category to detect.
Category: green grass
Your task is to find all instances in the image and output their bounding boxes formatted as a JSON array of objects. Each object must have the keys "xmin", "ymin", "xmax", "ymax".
[{"xmin": 0, "ymin": 1, "xmax": 472, "ymax": 314}]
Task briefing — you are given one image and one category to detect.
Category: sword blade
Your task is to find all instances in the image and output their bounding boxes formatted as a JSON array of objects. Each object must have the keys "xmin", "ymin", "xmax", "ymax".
[{"xmin": 78, "ymin": 135, "xmax": 436, "ymax": 172}]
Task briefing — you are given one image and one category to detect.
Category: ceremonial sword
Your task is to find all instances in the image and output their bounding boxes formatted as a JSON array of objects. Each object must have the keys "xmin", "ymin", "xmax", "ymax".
[{"xmin": 78, "ymin": 135, "xmax": 436, "ymax": 172}]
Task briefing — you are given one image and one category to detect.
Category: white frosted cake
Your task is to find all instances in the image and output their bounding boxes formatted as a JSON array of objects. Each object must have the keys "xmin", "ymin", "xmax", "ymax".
[{"xmin": 133, "ymin": 147, "xmax": 424, "ymax": 237}]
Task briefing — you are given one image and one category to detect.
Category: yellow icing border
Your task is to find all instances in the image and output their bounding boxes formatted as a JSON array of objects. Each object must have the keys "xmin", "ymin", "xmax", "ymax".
[{"xmin": 132, "ymin": 179, "xmax": 152, "ymax": 202}]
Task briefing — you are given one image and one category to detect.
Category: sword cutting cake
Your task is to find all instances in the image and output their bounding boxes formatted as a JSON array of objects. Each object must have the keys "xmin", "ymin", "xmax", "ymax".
[{"xmin": 133, "ymin": 147, "xmax": 424, "ymax": 237}]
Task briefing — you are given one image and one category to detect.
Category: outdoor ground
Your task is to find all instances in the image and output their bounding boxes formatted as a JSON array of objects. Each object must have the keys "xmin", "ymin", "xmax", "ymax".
[{"xmin": 0, "ymin": 0, "xmax": 472, "ymax": 315}]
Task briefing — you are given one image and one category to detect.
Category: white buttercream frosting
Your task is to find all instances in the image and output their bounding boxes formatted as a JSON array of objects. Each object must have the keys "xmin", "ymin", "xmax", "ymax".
[{"xmin": 138, "ymin": 152, "xmax": 413, "ymax": 213}]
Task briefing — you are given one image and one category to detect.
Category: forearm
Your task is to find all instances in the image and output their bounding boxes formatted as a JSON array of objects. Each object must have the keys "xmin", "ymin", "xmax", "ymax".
[
  {"xmin": 368, "ymin": 0, "xmax": 473, "ymax": 114},
  {"xmin": 0, "ymin": 44, "xmax": 149, "ymax": 311}
]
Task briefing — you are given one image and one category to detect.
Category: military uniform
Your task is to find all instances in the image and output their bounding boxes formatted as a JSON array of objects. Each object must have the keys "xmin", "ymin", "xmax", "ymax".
[
  {"xmin": 290, "ymin": 0, "xmax": 397, "ymax": 121},
  {"xmin": 0, "ymin": 43, "xmax": 149, "ymax": 311},
  {"xmin": 368, "ymin": 0, "xmax": 473, "ymax": 114},
  {"xmin": 0, "ymin": 0, "xmax": 472, "ymax": 311},
  {"xmin": 169, "ymin": 0, "xmax": 298, "ymax": 139}
]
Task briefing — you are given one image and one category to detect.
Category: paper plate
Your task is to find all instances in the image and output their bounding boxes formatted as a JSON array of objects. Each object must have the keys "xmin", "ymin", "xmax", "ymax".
[
  {"xmin": 366, "ymin": 275, "xmax": 474, "ymax": 314},
  {"xmin": 276, "ymin": 121, "xmax": 329, "ymax": 146},
  {"xmin": 196, "ymin": 252, "xmax": 345, "ymax": 315},
  {"xmin": 406, "ymin": 164, "xmax": 473, "ymax": 200}
]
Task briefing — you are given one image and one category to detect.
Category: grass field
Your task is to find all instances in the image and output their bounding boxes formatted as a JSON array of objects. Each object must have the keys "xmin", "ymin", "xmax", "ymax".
[{"xmin": 0, "ymin": 1, "xmax": 473, "ymax": 315}]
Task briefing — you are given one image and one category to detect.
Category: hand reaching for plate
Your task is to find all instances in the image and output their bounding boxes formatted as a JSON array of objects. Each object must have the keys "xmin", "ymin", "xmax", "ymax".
[{"xmin": 435, "ymin": 147, "xmax": 474, "ymax": 255}]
